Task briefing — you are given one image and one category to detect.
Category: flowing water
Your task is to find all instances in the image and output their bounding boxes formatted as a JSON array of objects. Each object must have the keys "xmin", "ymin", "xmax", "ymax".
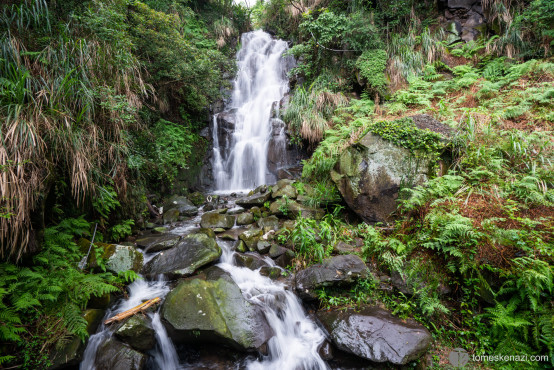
[{"xmin": 212, "ymin": 30, "xmax": 295, "ymax": 192}]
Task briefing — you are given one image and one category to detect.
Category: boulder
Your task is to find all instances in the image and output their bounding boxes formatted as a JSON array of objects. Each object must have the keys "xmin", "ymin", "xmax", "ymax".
[
  {"xmin": 163, "ymin": 208, "xmax": 180, "ymax": 224},
  {"xmin": 316, "ymin": 306, "xmax": 432, "ymax": 365},
  {"xmin": 236, "ymin": 192, "xmax": 271, "ymax": 208},
  {"xmin": 295, "ymin": 255, "xmax": 369, "ymax": 300},
  {"xmin": 271, "ymin": 184, "xmax": 298, "ymax": 199},
  {"xmin": 200, "ymin": 212, "xmax": 235, "ymax": 229},
  {"xmin": 269, "ymin": 244, "xmax": 289, "ymax": 258},
  {"xmin": 94, "ymin": 337, "xmax": 146, "ymax": 370},
  {"xmin": 161, "ymin": 273, "xmax": 273, "ymax": 351},
  {"xmin": 331, "ymin": 124, "xmax": 442, "ymax": 222},
  {"xmin": 164, "ymin": 195, "xmax": 199, "ymax": 216},
  {"xmin": 256, "ymin": 240, "xmax": 271, "ymax": 254},
  {"xmin": 233, "ymin": 253, "xmax": 270, "ymax": 270},
  {"xmin": 274, "ymin": 249, "xmax": 295, "ymax": 269},
  {"xmin": 104, "ymin": 245, "xmax": 143, "ymax": 274},
  {"xmin": 115, "ymin": 315, "xmax": 156, "ymax": 352},
  {"xmin": 257, "ymin": 216, "xmax": 279, "ymax": 232},
  {"xmin": 187, "ymin": 191, "xmax": 206, "ymax": 206},
  {"xmin": 227, "ymin": 206, "xmax": 246, "ymax": 215},
  {"xmin": 236, "ymin": 212, "xmax": 254, "ymax": 225},
  {"xmin": 142, "ymin": 233, "xmax": 221, "ymax": 277},
  {"xmin": 259, "ymin": 266, "xmax": 282, "ymax": 280},
  {"xmin": 135, "ymin": 233, "xmax": 181, "ymax": 253},
  {"xmin": 334, "ymin": 241, "xmax": 358, "ymax": 255},
  {"xmin": 238, "ymin": 228, "xmax": 263, "ymax": 251}
]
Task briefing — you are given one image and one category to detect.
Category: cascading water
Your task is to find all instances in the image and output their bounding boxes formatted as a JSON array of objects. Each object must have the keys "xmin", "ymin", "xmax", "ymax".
[
  {"xmin": 212, "ymin": 30, "xmax": 295, "ymax": 191},
  {"xmin": 217, "ymin": 241, "xmax": 329, "ymax": 370}
]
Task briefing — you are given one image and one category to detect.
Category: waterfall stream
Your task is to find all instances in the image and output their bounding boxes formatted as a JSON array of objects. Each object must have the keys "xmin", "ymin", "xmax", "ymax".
[{"xmin": 212, "ymin": 30, "xmax": 294, "ymax": 192}]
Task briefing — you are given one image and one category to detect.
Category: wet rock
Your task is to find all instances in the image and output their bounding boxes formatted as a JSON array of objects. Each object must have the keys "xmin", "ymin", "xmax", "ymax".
[
  {"xmin": 250, "ymin": 206, "xmax": 262, "ymax": 219},
  {"xmin": 163, "ymin": 208, "xmax": 180, "ymax": 224},
  {"xmin": 217, "ymin": 228, "xmax": 247, "ymax": 241},
  {"xmin": 135, "ymin": 233, "xmax": 181, "ymax": 253},
  {"xmin": 318, "ymin": 341, "xmax": 334, "ymax": 360},
  {"xmin": 238, "ymin": 228, "xmax": 263, "ymax": 251},
  {"xmin": 257, "ymin": 215, "xmax": 279, "ymax": 232},
  {"xmin": 236, "ymin": 240, "xmax": 247, "ymax": 253},
  {"xmin": 94, "ymin": 337, "xmax": 146, "ymax": 370},
  {"xmin": 198, "ymin": 228, "xmax": 216, "ymax": 239},
  {"xmin": 187, "ymin": 191, "xmax": 206, "ymax": 207},
  {"xmin": 151, "ymin": 226, "xmax": 168, "ymax": 234},
  {"xmin": 236, "ymin": 192, "xmax": 271, "ymax": 208},
  {"xmin": 227, "ymin": 206, "xmax": 246, "ymax": 215},
  {"xmin": 316, "ymin": 306, "xmax": 432, "ymax": 365},
  {"xmin": 269, "ymin": 244, "xmax": 289, "ymax": 258},
  {"xmin": 200, "ymin": 212, "xmax": 235, "ymax": 229},
  {"xmin": 259, "ymin": 266, "xmax": 282, "ymax": 279},
  {"xmin": 142, "ymin": 233, "xmax": 221, "ymax": 278},
  {"xmin": 256, "ymin": 240, "xmax": 271, "ymax": 254},
  {"xmin": 115, "ymin": 315, "xmax": 156, "ymax": 352},
  {"xmin": 295, "ymin": 255, "xmax": 369, "ymax": 300},
  {"xmin": 162, "ymin": 274, "xmax": 272, "ymax": 351},
  {"xmin": 274, "ymin": 249, "xmax": 295, "ymax": 269},
  {"xmin": 213, "ymin": 227, "xmax": 226, "ymax": 233},
  {"xmin": 234, "ymin": 252, "xmax": 270, "ymax": 270},
  {"xmin": 236, "ymin": 212, "xmax": 254, "ymax": 225}
]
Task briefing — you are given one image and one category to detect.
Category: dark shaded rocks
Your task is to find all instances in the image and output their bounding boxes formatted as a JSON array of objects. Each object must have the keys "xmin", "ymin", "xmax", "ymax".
[
  {"xmin": 233, "ymin": 252, "xmax": 270, "ymax": 270},
  {"xmin": 142, "ymin": 233, "xmax": 221, "ymax": 278},
  {"xmin": 161, "ymin": 271, "xmax": 273, "ymax": 351},
  {"xmin": 115, "ymin": 315, "xmax": 156, "ymax": 352},
  {"xmin": 94, "ymin": 337, "xmax": 146, "ymax": 370},
  {"xmin": 295, "ymin": 255, "xmax": 369, "ymax": 300},
  {"xmin": 164, "ymin": 195, "xmax": 199, "ymax": 216},
  {"xmin": 200, "ymin": 212, "xmax": 235, "ymax": 229},
  {"xmin": 135, "ymin": 233, "xmax": 180, "ymax": 253},
  {"xmin": 269, "ymin": 244, "xmax": 289, "ymax": 258},
  {"xmin": 49, "ymin": 309, "xmax": 105, "ymax": 369},
  {"xmin": 316, "ymin": 306, "xmax": 432, "ymax": 365}
]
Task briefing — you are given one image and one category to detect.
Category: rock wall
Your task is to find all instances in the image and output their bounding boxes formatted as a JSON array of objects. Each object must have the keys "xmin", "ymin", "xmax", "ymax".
[{"xmin": 439, "ymin": 0, "xmax": 486, "ymax": 42}]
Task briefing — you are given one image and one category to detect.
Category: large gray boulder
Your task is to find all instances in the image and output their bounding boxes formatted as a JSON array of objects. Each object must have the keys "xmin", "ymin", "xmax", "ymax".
[
  {"xmin": 200, "ymin": 212, "xmax": 235, "ymax": 229},
  {"xmin": 161, "ymin": 269, "xmax": 273, "ymax": 351},
  {"xmin": 94, "ymin": 337, "xmax": 146, "ymax": 370},
  {"xmin": 105, "ymin": 245, "xmax": 143, "ymax": 274},
  {"xmin": 316, "ymin": 306, "xmax": 432, "ymax": 365},
  {"xmin": 141, "ymin": 233, "xmax": 221, "ymax": 278},
  {"xmin": 331, "ymin": 117, "xmax": 450, "ymax": 223},
  {"xmin": 296, "ymin": 255, "xmax": 369, "ymax": 300}
]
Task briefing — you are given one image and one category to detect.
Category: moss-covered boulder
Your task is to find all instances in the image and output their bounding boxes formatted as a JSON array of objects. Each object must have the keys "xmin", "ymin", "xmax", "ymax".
[
  {"xmin": 200, "ymin": 211, "xmax": 235, "ymax": 229},
  {"xmin": 161, "ymin": 273, "xmax": 272, "ymax": 351},
  {"xmin": 236, "ymin": 212, "xmax": 254, "ymax": 225},
  {"xmin": 163, "ymin": 208, "xmax": 180, "ymax": 224},
  {"xmin": 104, "ymin": 245, "xmax": 143, "ymax": 274},
  {"xmin": 238, "ymin": 228, "xmax": 263, "ymax": 251},
  {"xmin": 142, "ymin": 233, "xmax": 221, "ymax": 278},
  {"xmin": 330, "ymin": 117, "xmax": 449, "ymax": 223},
  {"xmin": 233, "ymin": 252, "xmax": 269, "ymax": 270},
  {"xmin": 115, "ymin": 315, "xmax": 156, "ymax": 352},
  {"xmin": 271, "ymin": 184, "xmax": 298, "ymax": 199}
]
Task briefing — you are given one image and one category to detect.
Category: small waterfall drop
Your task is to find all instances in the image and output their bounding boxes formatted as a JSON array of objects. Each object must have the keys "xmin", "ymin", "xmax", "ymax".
[{"xmin": 212, "ymin": 30, "xmax": 294, "ymax": 191}]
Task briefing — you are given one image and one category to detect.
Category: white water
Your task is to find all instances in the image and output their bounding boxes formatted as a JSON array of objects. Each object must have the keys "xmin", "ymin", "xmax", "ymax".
[
  {"xmin": 218, "ymin": 242, "xmax": 329, "ymax": 370},
  {"xmin": 213, "ymin": 30, "xmax": 294, "ymax": 192}
]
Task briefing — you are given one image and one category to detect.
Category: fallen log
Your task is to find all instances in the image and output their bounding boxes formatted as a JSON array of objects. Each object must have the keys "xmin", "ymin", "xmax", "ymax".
[{"xmin": 104, "ymin": 297, "xmax": 161, "ymax": 325}]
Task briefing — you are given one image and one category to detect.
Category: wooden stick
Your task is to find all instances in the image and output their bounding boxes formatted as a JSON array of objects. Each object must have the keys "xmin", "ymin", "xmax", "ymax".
[{"xmin": 104, "ymin": 297, "xmax": 161, "ymax": 325}]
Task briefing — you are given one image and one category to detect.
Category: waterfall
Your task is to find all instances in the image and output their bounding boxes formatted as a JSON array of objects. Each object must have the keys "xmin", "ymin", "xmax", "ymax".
[{"xmin": 212, "ymin": 30, "xmax": 294, "ymax": 192}]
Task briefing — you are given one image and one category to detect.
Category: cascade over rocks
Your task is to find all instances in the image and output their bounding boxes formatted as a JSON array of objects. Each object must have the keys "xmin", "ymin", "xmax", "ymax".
[
  {"xmin": 141, "ymin": 233, "xmax": 221, "ymax": 278},
  {"xmin": 296, "ymin": 255, "xmax": 369, "ymax": 300},
  {"xmin": 161, "ymin": 267, "xmax": 273, "ymax": 352},
  {"xmin": 331, "ymin": 116, "xmax": 450, "ymax": 223},
  {"xmin": 316, "ymin": 306, "xmax": 432, "ymax": 365}
]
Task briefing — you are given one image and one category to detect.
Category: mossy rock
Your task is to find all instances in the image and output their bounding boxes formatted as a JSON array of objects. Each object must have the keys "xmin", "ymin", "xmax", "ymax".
[
  {"xmin": 115, "ymin": 315, "xmax": 156, "ymax": 352},
  {"xmin": 200, "ymin": 212, "xmax": 235, "ymax": 229},
  {"xmin": 238, "ymin": 228, "xmax": 263, "ymax": 251}
]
